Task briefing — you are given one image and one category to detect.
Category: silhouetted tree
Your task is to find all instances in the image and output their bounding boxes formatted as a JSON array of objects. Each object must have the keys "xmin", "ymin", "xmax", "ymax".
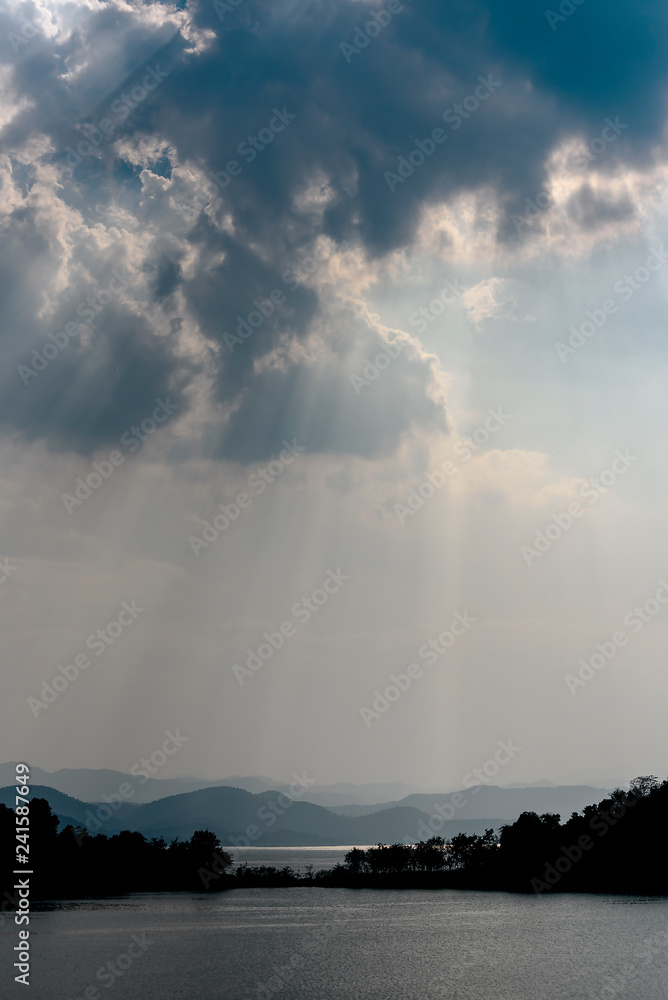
[
  {"xmin": 344, "ymin": 848, "xmax": 367, "ymax": 874},
  {"xmin": 5, "ymin": 776, "xmax": 667, "ymax": 898},
  {"xmin": 630, "ymin": 775, "xmax": 660, "ymax": 798},
  {"xmin": 444, "ymin": 829, "xmax": 497, "ymax": 872},
  {"xmin": 414, "ymin": 837, "xmax": 447, "ymax": 871}
]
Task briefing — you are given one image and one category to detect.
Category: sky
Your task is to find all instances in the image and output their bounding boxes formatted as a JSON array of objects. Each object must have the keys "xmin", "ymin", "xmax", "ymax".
[{"xmin": 2, "ymin": 0, "xmax": 668, "ymax": 793}]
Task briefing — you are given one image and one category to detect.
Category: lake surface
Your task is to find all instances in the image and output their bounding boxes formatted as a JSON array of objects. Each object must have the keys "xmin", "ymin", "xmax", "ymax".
[
  {"xmin": 228, "ymin": 845, "xmax": 366, "ymax": 871},
  {"xmin": 2, "ymin": 888, "xmax": 667, "ymax": 999}
]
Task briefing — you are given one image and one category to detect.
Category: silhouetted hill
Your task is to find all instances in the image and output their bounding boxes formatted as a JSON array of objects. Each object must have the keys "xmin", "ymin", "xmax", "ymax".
[
  {"xmin": 124, "ymin": 786, "xmax": 439, "ymax": 844},
  {"xmin": 502, "ymin": 779, "xmax": 555, "ymax": 788},
  {"xmin": 0, "ymin": 763, "xmax": 229, "ymax": 805},
  {"xmin": 129, "ymin": 785, "xmax": 509, "ymax": 844},
  {"xmin": 0, "ymin": 763, "xmax": 419, "ymax": 807},
  {"xmin": 0, "ymin": 785, "xmax": 139, "ymax": 832},
  {"xmin": 332, "ymin": 785, "xmax": 610, "ymax": 819},
  {"xmin": 397, "ymin": 785, "xmax": 610, "ymax": 820},
  {"xmin": 221, "ymin": 777, "xmax": 419, "ymax": 806},
  {"xmin": 3, "ymin": 777, "xmax": 665, "ymax": 900},
  {"xmin": 8, "ymin": 783, "xmax": 503, "ymax": 845},
  {"xmin": 3, "ymin": 781, "xmax": 617, "ymax": 847},
  {"xmin": 329, "ymin": 803, "xmax": 383, "ymax": 817}
]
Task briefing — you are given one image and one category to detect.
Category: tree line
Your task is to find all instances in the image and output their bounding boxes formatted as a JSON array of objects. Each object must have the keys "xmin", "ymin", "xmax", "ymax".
[
  {"xmin": 0, "ymin": 799, "xmax": 233, "ymax": 903},
  {"xmin": 331, "ymin": 775, "xmax": 668, "ymax": 894},
  {"xmin": 1, "ymin": 776, "xmax": 666, "ymax": 905}
]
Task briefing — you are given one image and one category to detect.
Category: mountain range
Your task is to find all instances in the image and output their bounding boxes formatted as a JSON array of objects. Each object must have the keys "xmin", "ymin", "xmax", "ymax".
[
  {"xmin": 0, "ymin": 765, "xmax": 612, "ymax": 848},
  {"xmin": 0, "ymin": 763, "xmax": 417, "ymax": 806}
]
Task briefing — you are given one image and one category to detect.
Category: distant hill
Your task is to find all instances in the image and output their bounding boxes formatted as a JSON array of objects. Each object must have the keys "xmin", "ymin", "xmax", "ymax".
[
  {"xmin": 4, "ymin": 762, "xmax": 608, "ymax": 820},
  {"xmin": 394, "ymin": 785, "xmax": 610, "ymax": 821},
  {"xmin": 0, "ymin": 771, "xmax": 614, "ymax": 846},
  {"xmin": 332, "ymin": 785, "xmax": 610, "ymax": 820},
  {"xmin": 0, "ymin": 763, "xmax": 419, "ymax": 807},
  {"xmin": 2, "ymin": 783, "xmax": 504, "ymax": 845},
  {"xmin": 330, "ymin": 803, "xmax": 386, "ymax": 817},
  {"xmin": 122, "ymin": 786, "xmax": 436, "ymax": 844},
  {"xmin": 0, "ymin": 763, "xmax": 229, "ymax": 805},
  {"xmin": 221, "ymin": 777, "xmax": 419, "ymax": 806},
  {"xmin": 125, "ymin": 785, "xmax": 509, "ymax": 845},
  {"xmin": 0, "ymin": 785, "xmax": 139, "ymax": 833},
  {"xmin": 502, "ymin": 779, "xmax": 556, "ymax": 788}
]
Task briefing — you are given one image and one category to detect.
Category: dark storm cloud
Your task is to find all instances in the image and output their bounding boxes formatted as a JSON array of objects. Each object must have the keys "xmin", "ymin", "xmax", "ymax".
[
  {"xmin": 176, "ymin": 0, "xmax": 664, "ymax": 249},
  {"xmin": 0, "ymin": 205, "xmax": 191, "ymax": 455},
  {"xmin": 0, "ymin": 2, "xmax": 182, "ymax": 153},
  {"xmin": 485, "ymin": 0, "xmax": 668, "ymax": 139},
  {"xmin": 566, "ymin": 184, "xmax": 636, "ymax": 231},
  {"xmin": 154, "ymin": 255, "xmax": 182, "ymax": 301},
  {"xmin": 180, "ymin": 225, "xmax": 319, "ymax": 388},
  {"xmin": 1, "ymin": 0, "xmax": 666, "ymax": 459}
]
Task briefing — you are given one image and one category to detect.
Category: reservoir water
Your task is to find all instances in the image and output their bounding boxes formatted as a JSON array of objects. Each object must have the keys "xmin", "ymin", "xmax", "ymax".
[
  {"xmin": 228, "ymin": 845, "xmax": 366, "ymax": 871},
  {"xmin": 2, "ymin": 888, "xmax": 667, "ymax": 999}
]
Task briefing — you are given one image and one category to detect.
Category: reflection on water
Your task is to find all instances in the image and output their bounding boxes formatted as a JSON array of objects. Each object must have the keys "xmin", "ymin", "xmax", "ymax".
[
  {"xmin": 1, "ymin": 888, "xmax": 667, "ymax": 999},
  {"xmin": 228, "ymin": 845, "xmax": 371, "ymax": 871}
]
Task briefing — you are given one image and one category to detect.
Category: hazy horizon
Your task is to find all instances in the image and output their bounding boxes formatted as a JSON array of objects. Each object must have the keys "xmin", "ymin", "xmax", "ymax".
[
  {"xmin": 0, "ymin": 759, "xmax": 636, "ymax": 795},
  {"xmin": 3, "ymin": 0, "xmax": 668, "ymax": 798}
]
